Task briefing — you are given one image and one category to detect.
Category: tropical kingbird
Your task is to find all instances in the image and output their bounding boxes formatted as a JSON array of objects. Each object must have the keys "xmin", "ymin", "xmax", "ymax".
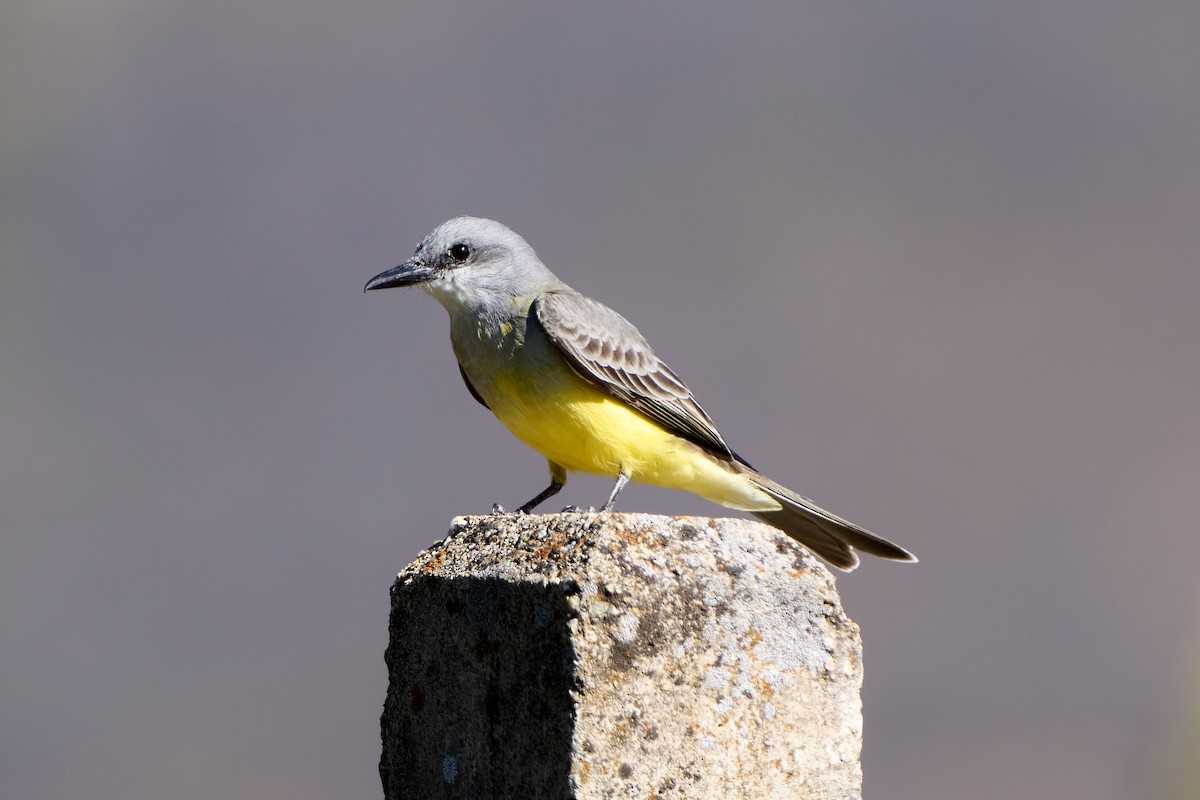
[{"xmin": 366, "ymin": 217, "xmax": 915, "ymax": 570}]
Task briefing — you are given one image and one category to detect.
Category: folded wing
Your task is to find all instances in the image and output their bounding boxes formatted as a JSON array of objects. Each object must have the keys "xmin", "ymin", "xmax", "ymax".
[{"xmin": 534, "ymin": 291, "xmax": 749, "ymax": 466}]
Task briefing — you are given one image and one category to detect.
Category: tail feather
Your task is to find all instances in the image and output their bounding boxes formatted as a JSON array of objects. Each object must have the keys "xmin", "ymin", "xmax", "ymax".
[{"xmin": 747, "ymin": 474, "xmax": 918, "ymax": 572}]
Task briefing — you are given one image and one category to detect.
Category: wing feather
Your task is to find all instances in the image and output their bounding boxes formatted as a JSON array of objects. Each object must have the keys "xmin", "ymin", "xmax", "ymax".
[
  {"xmin": 534, "ymin": 292, "xmax": 749, "ymax": 465},
  {"xmin": 458, "ymin": 361, "xmax": 490, "ymax": 409}
]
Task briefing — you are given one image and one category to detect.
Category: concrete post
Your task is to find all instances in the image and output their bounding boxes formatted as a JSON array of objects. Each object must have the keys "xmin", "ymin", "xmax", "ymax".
[{"xmin": 380, "ymin": 513, "xmax": 864, "ymax": 799}]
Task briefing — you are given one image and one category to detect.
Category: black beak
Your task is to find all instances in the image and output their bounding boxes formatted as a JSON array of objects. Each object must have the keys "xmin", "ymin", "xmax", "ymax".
[{"xmin": 364, "ymin": 259, "xmax": 437, "ymax": 292}]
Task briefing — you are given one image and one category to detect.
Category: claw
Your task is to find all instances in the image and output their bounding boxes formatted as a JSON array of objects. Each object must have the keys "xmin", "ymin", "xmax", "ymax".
[
  {"xmin": 560, "ymin": 505, "xmax": 595, "ymax": 513},
  {"xmin": 490, "ymin": 503, "xmax": 508, "ymax": 515}
]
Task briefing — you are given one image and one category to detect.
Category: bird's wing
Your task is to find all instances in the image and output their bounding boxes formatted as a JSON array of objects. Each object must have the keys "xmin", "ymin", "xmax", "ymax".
[
  {"xmin": 534, "ymin": 291, "xmax": 748, "ymax": 465},
  {"xmin": 458, "ymin": 361, "xmax": 490, "ymax": 409}
]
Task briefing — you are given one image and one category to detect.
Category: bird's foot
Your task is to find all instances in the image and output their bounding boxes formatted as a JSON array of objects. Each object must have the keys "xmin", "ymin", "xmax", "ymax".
[
  {"xmin": 493, "ymin": 503, "xmax": 532, "ymax": 516},
  {"xmin": 559, "ymin": 505, "xmax": 595, "ymax": 513}
]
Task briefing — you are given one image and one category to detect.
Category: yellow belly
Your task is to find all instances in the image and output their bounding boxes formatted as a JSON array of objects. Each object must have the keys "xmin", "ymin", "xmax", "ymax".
[{"xmin": 486, "ymin": 371, "xmax": 777, "ymax": 512}]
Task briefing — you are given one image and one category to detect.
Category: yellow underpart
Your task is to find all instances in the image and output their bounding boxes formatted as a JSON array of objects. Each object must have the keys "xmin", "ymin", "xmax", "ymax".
[{"xmin": 487, "ymin": 370, "xmax": 779, "ymax": 513}]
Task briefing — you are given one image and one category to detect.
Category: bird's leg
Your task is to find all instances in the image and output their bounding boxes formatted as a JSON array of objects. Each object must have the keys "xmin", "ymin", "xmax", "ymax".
[
  {"xmin": 516, "ymin": 480, "xmax": 563, "ymax": 513},
  {"xmin": 517, "ymin": 463, "xmax": 567, "ymax": 514},
  {"xmin": 600, "ymin": 471, "xmax": 630, "ymax": 512}
]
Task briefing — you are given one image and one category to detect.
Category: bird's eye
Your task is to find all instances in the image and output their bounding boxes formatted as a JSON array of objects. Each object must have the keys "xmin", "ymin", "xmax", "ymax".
[{"xmin": 447, "ymin": 242, "xmax": 471, "ymax": 263}]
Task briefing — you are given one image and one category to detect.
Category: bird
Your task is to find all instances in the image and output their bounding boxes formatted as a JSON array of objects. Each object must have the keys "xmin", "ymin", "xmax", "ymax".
[{"xmin": 366, "ymin": 216, "xmax": 916, "ymax": 571}]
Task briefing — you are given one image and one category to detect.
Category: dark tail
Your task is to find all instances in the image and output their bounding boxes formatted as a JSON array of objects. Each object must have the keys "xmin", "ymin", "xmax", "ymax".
[{"xmin": 747, "ymin": 473, "xmax": 917, "ymax": 572}]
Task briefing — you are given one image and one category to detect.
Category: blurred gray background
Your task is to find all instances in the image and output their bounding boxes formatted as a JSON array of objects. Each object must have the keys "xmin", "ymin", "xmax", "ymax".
[{"xmin": 3, "ymin": 2, "xmax": 1198, "ymax": 798}]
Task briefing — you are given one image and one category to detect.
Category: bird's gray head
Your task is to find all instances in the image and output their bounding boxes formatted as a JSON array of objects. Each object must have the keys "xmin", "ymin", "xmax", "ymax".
[{"xmin": 365, "ymin": 217, "xmax": 564, "ymax": 315}]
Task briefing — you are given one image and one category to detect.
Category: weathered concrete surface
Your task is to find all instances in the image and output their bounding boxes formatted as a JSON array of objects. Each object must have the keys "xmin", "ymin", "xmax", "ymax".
[{"xmin": 381, "ymin": 513, "xmax": 863, "ymax": 800}]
